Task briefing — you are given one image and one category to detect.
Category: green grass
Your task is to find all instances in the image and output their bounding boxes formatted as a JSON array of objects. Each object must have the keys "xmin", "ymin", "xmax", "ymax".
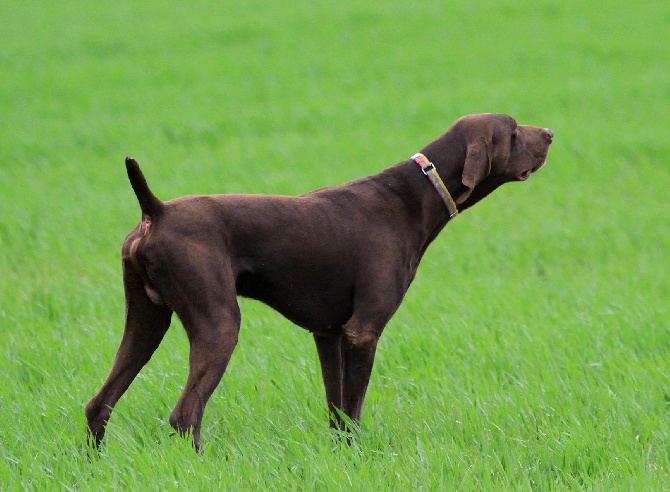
[{"xmin": 1, "ymin": 0, "xmax": 669, "ymax": 489}]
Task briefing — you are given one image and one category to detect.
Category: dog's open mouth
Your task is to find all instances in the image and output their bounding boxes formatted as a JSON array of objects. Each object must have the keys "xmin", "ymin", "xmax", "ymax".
[{"xmin": 517, "ymin": 169, "xmax": 532, "ymax": 181}]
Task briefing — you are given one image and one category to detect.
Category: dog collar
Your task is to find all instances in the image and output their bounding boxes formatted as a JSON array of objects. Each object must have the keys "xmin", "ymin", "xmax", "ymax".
[{"xmin": 411, "ymin": 153, "xmax": 458, "ymax": 218}]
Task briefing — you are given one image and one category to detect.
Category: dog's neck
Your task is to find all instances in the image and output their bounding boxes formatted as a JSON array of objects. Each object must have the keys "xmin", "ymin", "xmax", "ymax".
[
  {"xmin": 419, "ymin": 131, "xmax": 469, "ymax": 207},
  {"xmin": 368, "ymin": 134, "xmax": 506, "ymax": 250},
  {"xmin": 411, "ymin": 153, "xmax": 459, "ymax": 219},
  {"xmin": 420, "ymin": 132, "xmax": 507, "ymax": 212},
  {"xmin": 368, "ymin": 160, "xmax": 455, "ymax": 250}
]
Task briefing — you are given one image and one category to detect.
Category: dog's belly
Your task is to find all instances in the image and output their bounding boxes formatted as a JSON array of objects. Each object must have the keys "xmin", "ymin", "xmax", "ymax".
[{"xmin": 236, "ymin": 271, "xmax": 352, "ymax": 333}]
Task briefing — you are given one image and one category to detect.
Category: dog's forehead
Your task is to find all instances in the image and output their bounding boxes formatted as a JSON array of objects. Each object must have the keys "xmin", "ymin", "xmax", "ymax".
[
  {"xmin": 483, "ymin": 113, "xmax": 517, "ymax": 129},
  {"xmin": 452, "ymin": 113, "xmax": 516, "ymax": 133}
]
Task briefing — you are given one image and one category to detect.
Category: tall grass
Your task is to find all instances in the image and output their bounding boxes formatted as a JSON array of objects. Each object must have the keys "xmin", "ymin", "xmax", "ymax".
[{"xmin": 1, "ymin": 0, "xmax": 669, "ymax": 489}]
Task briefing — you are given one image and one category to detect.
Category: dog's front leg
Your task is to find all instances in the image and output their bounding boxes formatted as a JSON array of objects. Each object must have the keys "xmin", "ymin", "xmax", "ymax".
[
  {"xmin": 340, "ymin": 316, "xmax": 382, "ymax": 431},
  {"xmin": 313, "ymin": 333, "xmax": 344, "ymax": 429},
  {"xmin": 85, "ymin": 260, "xmax": 172, "ymax": 449}
]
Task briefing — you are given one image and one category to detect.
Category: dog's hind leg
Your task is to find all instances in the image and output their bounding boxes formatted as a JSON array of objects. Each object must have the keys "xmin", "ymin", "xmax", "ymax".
[
  {"xmin": 168, "ymin": 302, "xmax": 240, "ymax": 453},
  {"xmin": 313, "ymin": 333, "xmax": 344, "ymax": 429},
  {"xmin": 85, "ymin": 259, "xmax": 172, "ymax": 448},
  {"xmin": 160, "ymin": 254, "xmax": 241, "ymax": 453}
]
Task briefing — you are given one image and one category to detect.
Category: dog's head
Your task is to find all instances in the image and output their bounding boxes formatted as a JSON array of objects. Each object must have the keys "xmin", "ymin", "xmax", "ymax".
[{"xmin": 424, "ymin": 113, "xmax": 553, "ymax": 206}]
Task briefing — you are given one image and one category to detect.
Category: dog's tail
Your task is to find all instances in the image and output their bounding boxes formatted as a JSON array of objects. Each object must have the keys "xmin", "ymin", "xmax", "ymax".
[{"xmin": 125, "ymin": 157, "xmax": 164, "ymax": 217}]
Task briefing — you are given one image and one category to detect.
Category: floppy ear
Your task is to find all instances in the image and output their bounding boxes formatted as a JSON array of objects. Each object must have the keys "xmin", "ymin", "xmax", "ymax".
[{"xmin": 456, "ymin": 139, "xmax": 491, "ymax": 204}]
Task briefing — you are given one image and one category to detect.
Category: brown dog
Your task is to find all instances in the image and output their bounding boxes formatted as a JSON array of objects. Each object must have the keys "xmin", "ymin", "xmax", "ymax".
[{"xmin": 86, "ymin": 113, "xmax": 553, "ymax": 451}]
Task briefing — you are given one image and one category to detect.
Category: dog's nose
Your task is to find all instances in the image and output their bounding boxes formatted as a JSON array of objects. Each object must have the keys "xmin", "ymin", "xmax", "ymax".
[{"xmin": 544, "ymin": 128, "xmax": 554, "ymax": 142}]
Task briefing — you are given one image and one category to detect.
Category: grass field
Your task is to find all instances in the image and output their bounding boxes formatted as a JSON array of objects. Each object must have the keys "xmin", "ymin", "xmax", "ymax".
[{"xmin": 1, "ymin": 0, "xmax": 669, "ymax": 489}]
